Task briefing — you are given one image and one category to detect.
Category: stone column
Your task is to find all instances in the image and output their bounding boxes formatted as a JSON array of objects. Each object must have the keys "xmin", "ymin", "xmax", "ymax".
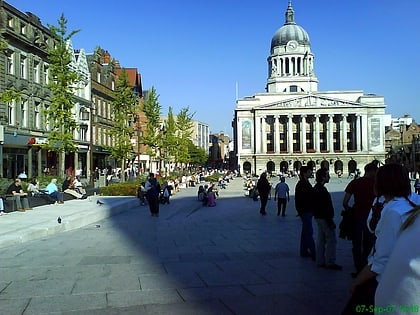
[
  {"xmin": 361, "ymin": 115, "xmax": 368, "ymax": 151},
  {"xmin": 356, "ymin": 114, "xmax": 362, "ymax": 152},
  {"xmin": 27, "ymin": 147, "xmax": 33, "ymax": 178},
  {"xmin": 342, "ymin": 114, "xmax": 348, "ymax": 153},
  {"xmin": 261, "ymin": 116, "xmax": 266, "ymax": 154},
  {"xmin": 288, "ymin": 114, "xmax": 294, "ymax": 153},
  {"xmin": 328, "ymin": 114, "xmax": 334, "ymax": 152},
  {"xmin": 301, "ymin": 115, "xmax": 307, "ymax": 153},
  {"xmin": 255, "ymin": 116, "xmax": 261, "ymax": 154},
  {"xmin": 74, "ymin": 153, "xmax": 79, "ymax": 176},
  {"xmin": 37, "ymin": 149, "xmax": 43, "ymax": 177},
  {"xmin": 315, "ymin": 114, "xmax": 320, "ymax": 152},
  {"xmin": 274, "ymin": 115, "xmax": 280, "ymax": 153}
]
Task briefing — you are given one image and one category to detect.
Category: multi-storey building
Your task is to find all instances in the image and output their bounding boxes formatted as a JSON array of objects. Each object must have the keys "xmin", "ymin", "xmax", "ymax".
[
  {"xmin": 86, "ymin": 47, "xmax": 118, "ymax": 173},
  {"xmin": 70, "ymin": 43, "xmax": 91, "ymax": 177},
  {"xmin": 209, "ymin": 132, "xmax": 230, "ymax": 169},
  {"xmin": 0, "ymin": 2, "xmax": 53, "ymax": 178},
  {"xmin": 191, "ymin": 120, "xmax": 209, "ymax": 154},
  {"xmin": 233, "ymin": 2, "xmax": 387, "ymax": 176},
  {"xmin": 0, "ymin": 1, "xmax": 96, "ymax": 179}
]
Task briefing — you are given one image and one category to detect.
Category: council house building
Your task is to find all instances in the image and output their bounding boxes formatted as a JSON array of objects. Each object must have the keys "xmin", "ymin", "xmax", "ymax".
[{"xmin": 233, "ymin": 2, "xmax": 386, "ymax": 176}]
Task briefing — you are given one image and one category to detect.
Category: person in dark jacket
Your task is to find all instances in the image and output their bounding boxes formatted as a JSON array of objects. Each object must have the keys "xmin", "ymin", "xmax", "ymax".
[
  {"xmin": 145, "ymin": 173, "xmax": 161, "ymax": 217},
  {"xmin": 256, "ymin": 172, "xmax": 271, "ymax": 215},
  {"xmin": 294, "ymin": 166, "xmax": 316, "ymax": 259},
  {"xmin": 342, "ymin": 162, "xmax": 378, "ymax": 275},
  {"xmin": 313, "ymin": 168, "xmax": 342, "ymax": 270}
]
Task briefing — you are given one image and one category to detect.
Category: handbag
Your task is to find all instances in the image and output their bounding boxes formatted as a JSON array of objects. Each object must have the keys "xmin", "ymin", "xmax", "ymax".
[
  {"xmin": 341, "ymin": 278, "xmax": 378, "ymax": 315},
  {"xmin": 339, "ymin": 206, "xmax": 354, "ymax": 240},
  {"xmin": 368, "ymin": 197, "xmax": 384, "ymax": 232}
]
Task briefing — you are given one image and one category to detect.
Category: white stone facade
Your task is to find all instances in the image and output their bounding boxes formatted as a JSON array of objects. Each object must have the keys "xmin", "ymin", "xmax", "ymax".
[{"xmin": 233, "ymin": 2, "xmax": 386, "ymax": 176}]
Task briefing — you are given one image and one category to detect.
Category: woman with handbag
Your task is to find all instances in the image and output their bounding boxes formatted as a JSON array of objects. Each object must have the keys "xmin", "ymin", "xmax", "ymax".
[{"xmin": 342, "ymin": 163, "xmax": 420, "ymax": 314}]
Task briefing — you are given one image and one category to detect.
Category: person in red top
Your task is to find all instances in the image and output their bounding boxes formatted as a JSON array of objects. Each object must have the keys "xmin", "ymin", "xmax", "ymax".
[{"xmin": 342, "ymin": 162, "xmax": 378, "ymax": 276}]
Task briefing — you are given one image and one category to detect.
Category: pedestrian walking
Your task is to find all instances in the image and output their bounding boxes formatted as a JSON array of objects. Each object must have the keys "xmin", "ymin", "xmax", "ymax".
[
  {"xmin": 145, "ymin": 173, "xmax": 161, "ymax": 217},
  {"xmin": 294, "ymin": 166, "xmax": 316, "ymax": 260},
  {"xmin": 274, "ymin": 176, "xmax": 289, "ymax": 216},
  {"xmin": 256, "ymin": 172, "xmax": 271, "ymax": 216}
]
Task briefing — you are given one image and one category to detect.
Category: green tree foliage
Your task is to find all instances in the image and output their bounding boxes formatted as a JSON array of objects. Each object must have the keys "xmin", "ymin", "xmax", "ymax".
[
  {"xmin": 162, "ymin": 106, "xmax": 177, "ymax": 161},
  {"xmin": 187, "ymin": 140, "xmax": 208, "ymax": 166},
  {"xmin": 175, "ymin": 107, "xmax": 194, "ymax": 164},
  {"xmin": 108, "ymin": 69, "xmax": 139, "ymax": 180},
  {"xmin": 45, "ymin": 14, "xmax": 80, "ymax": 177},
  {"xmin": 141, "ymin": 87, "xmax": 163, "ymax": 158}
]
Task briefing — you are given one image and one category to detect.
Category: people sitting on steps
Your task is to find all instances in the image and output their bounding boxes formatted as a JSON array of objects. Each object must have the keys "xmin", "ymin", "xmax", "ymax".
[
  {"xmin": 62, "ymin": 176, "xmax": 87, "ymax": 199},
  {"xmin": 73, "ymin": 175, "xmax": 87, "ymax": 195},
  {"xmin": 27, "ymin": 177, "xmax": 56, "ymax": 204},
  {"xmin": 45, "ymin": 178, "xmax": 64, "ymax": 204},
  {"xmin": 6, "ymin": 178, "xmax": 32, "ymax": 211}
]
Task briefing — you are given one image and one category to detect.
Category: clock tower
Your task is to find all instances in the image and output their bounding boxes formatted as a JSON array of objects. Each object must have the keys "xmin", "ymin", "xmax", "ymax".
[{"xmin": 266, "ymin": 1, "xmax": 318, "ymax": 93}]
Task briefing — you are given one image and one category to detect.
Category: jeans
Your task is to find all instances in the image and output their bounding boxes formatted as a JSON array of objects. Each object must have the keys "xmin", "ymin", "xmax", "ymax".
[
  {"xmin": 50, "ymin": 191, "xmax": 63, "ymax": 202},
  {"xmin": 259, "ymin": 194, "xmax": 269, "ymax": 214},
  {"xmin": 14, "ymin": 195, "xmax": 30, "ymax": 209},
  {"xmin": 277, "ymin": 198, "xmax": 287, "ymax": 216},
  {"xmin": 352, "ymin": 218, "xmax": 375, "ymax": 272},
  {"xmin": 315, "ymin": 218, "xmax": 337, "ymax": 266},
  {"xmin": 300, "ymin": 212, "xmax": 316, "ymax": 257}
]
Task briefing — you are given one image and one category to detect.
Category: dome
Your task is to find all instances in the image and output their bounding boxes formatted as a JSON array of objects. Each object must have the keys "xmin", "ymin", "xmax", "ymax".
[{"xmin": 270, "ymin": 2, "xmax": 310, "ymax": 50}]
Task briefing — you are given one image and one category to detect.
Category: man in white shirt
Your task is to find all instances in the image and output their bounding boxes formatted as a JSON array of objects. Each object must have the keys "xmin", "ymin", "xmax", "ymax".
[{"xmin": 274, "ymin": 176, "xmax": 290, "ymax": 216}]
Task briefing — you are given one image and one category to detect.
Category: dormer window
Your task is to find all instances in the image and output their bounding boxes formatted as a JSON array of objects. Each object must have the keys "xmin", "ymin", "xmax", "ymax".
[
  {"xmin": 20, "ymin": 22, "xmax": 26, "ymax": 35},
  {"xmin": 7, "ymin": 15, "xmax": 14, "ymax": 28}
]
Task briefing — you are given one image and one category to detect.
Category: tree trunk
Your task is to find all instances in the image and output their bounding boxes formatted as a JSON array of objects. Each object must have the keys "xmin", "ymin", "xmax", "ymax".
[
  {"xmin": 59, "ymin": 151, "xmax": 65, "ymax": 179},
  {"xmin": 120, "ymin": 159, "xmax": 125, "ymax": 183}
]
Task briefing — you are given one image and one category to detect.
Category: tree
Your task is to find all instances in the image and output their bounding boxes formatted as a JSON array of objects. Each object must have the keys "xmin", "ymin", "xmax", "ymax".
[
  {"xmin": 141, "ymin": 87, "xmax": 163, "ymax": 171},
  {"xmin": 108, "ymin": 69, "xmax": 139, "ymax": 181},
  {"xmin": 175, "ymin": 107, "xmax": 194, "ymax": 167},
  {"xmin": 45, "ymin": 14, "xmax": 80, "ymax": 178},
  {"xmin": 187, "ymin": 140, "xmax": 208, "ymax": 166},
  {"xmin": 162, "ymin": 106, "xmax": 177, "ymax": 164}
]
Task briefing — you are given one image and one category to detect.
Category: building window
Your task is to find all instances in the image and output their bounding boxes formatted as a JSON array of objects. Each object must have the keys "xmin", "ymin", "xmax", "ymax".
[
  {"xmin": 33, "ymin": 60, "xmax": 40, "ymax": 83},
  {"xmin": 97, "ymin": 99, "xmax": 101, "ymax": 117},
  {"xmin": 34, "ymin": 102, "xmax": 41, "ymax": 129},
  {"xmin": 111, "ymin": 80, "xmax": 115, "ymax": 90},
  {"xmin": 80, "ymin": 126, "xmax": 87, "ymax": 141},
  {"xmin": 97, "ymin": 72, "xmax": 101, "ymax": 83},
  {"xmin": 290, "ymin": 85, "xmax": 298, "ymax": 92},
  {"xmin": 20, "ymin": 22, "xmax": 26, "ymax": 35},
  {"xmin": 20, "ymin": 54, "xmax": 27, "ymax": 79},
  {"xmin": 43, "ymin": 64, "xmax": 49, "ymax": 84},
  {"xmin": 7, "ymin": 15, "xmax": 14, "ymax": 28},
  {"xmin": 6, "ymin": 50, "xmax": 14, "ymax": 74},
  {"xmin": 43, "ymin": 104, "xmax": 50, "ymax": 131},
  {"xmin": 8, "ymin": 102, "xmax": 16, "ymax": 126},
  {"xmin": 21, "ymin": 100, "xmax": 28, "ymax": 128}
]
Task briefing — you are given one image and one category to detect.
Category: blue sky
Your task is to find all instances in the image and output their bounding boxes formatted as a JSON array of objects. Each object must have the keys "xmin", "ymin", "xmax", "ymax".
[{"xmin": 7, "ymin": 0, "xmax": 420, "ymax": 136}]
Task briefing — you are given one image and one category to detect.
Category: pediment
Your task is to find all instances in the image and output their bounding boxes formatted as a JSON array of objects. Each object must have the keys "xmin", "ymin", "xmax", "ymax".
[{"xmin": 256, "ymin": 95, "xmax": 362, "ymax": 109}]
